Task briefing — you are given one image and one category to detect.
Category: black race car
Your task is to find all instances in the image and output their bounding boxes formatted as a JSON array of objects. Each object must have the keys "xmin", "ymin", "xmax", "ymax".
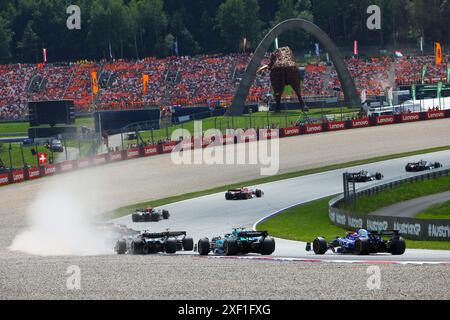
[
  {"xmin": 405, "ymin": 160, "xmax": 442, "ymax": 172},
  {"xmin": 115, "ymin": 231, "xmax": 194, "ymax": 254},
  {"xmin": 347, "ymin": 171, "xmax": 383, "ymax": 183},
  {"xmin": 197, "ymin": 228, "xmax": 275, "ymax": 256},
  {"xmin": 306, "ymin": 229, "xmax": 406, "ymax": 255},
  {"xmin": 131, "ymin": 208, "xmax": 170, "ymax": 222},
  {"xmin": 225, "ymin": 187, "xmax": 263, "ymax": 200}
]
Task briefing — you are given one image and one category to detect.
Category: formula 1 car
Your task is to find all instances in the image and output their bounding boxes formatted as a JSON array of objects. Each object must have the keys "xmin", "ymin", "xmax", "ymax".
[
  {"xmin": 197, "ymin": 228, "xmax": 275, "ymax": 256},
  {"xmin": 131, "ymin": 208, "xmax": 170, "ymax": 222},
  {"xmin": 225, "ymin": 188, "xmax": 263, "ymax": 200},
  {"xmin": 347, "ymin": 171, "xmax": 383, "ymax": 183},
  {"xmin": 306, "ymin": 229, "xmax": 406, "ymax": 255},
  {"xmin": 115, "ymin": 230, "xmax": 194, "ymax": 254},
  {"xmin": 405, "ymin": 160, "xmax": 442, "ymax": 172}
]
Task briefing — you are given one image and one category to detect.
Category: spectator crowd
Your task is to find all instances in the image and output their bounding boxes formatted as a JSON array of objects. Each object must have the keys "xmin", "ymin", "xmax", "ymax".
[{"xmin": 0, "ymin": 53, "xmax": 448, "ymax": 121}]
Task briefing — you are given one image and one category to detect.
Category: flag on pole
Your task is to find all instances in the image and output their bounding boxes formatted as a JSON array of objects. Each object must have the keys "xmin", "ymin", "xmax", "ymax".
[
  {"xmin": 91, "ymin": 71, "xmax": 99, "ymax": 94},
  {"xmin": 437, "ymin": 82, "xmax": 443, "ymax": 99},
  {"xmin": 143, "ymin": 74, "xmax": 149, "ymax": 95},
  {"xmin": 354, "ymin": 40, "xmax": 358, "ymax": 56},
  {"xmin": 447, "ymin": 63, "xmax": 450, "ymax": 82},
  {"xmin": 435, "ymin": 42, "xmax": 443, "ymax": 65},
  {"xmin": 421, "ymin": 65, "xmax": 428, "ymax": 84},
  {"xmin": 108, "ymin": 40, "xmax": 113, "ymax": 60},
  {"xmin": 173, "ymin": 38, "xmax": 179, "ymax": 57},
  {"xmin": 315, "ymin": 43, "xmax": 320, "ymax": 57},
  {"xmin": 420, "ymin": 36, "xmax": 424, "ymax": 53},
  {"xmin": 43, "ymin": 48, "xmax": 47, "ymax": 63},
  {"xmin": 411, "ymin": 84, "xmax": 416, "ymax": 101},
  {"xmin": 38, "ymin": 153, "xmax": 47, "ymax": 166},
  {"xmin": 274, "ymin": 37, "xmax": 279, "ymax": 50},
  {"xmin": 243, "ymin": 37, "xmax": 247, "ymax": 52}
]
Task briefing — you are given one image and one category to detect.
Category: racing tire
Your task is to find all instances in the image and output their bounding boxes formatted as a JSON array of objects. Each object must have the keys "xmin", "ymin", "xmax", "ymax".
[
  {"xmin": 355, "ymin": 238, "xmax": 370, "ymax": 255},
  {"xmin": 375, "ymin": 172, "xmax": 383, "ymax": 180},
  {"xmin": 116, "ymin": 240, "xmax": 126, "ymax": 255},
  {"xmin": 224, "ymin": 239, "xmax": 239, "ymax": 256},
  {"xmin": 225, "ymin": 192, "xmax": 233, "ymax": 200},
  {"xmin": 434, "ymin": 162, "xmax": 442, "ymax": 169},
  {"xmin": 150, "ymin": 212, "xmax": 160, "ymax": 222},
  {"xmin": 261, "ymin": 237, "xmax": 275, "ymax": 255},
  {"xmin": 131, "ymin": 214, "xmax": 140, "ymax": 223},
  {"xmin": 239, "ymin": 193, "xmax": 247, "ymax": 200},
  {"xmin": 198, "ymin": 238, "xmax": 210, "ymax": 256},
  {"xmin": 130, "ymin": 240, "xmax": 143, "ymax": 255},
  {"xmin": 165, "ymin": 238, "xmax": 177, "ymax": 254},
  {"xmin": 255, "ymin": 189, "xmax": 263, "ymax": 198},
  {"xmin": 182, "ymin": 236, "xmax": 194, "ymax": 251},
  {"xmin": 162, "ymin": 210, "xmax": 170, "ymax": 220},
  {"xmin": 389, "ymin": 237, "xmax": 406, "ymax": 255},
  {"xmin": 312, "ymin": 237, "xmax": 328, "ymax": 255}
]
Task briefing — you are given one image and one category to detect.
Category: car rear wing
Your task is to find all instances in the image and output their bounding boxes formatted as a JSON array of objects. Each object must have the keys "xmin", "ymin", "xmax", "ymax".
[
  {"xmin": 237, "ymin": 230, "xmax": 269, "ymax": 238},
  {"xmin": 142, "ymin": 231, "xmax": 187, "ymax": 239},
  {"xmin": 370, "ymin": 230, "xmax": 401, "ymax": 237}
]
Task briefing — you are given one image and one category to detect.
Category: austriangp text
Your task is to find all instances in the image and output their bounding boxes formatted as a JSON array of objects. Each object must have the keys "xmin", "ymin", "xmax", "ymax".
[{"xmin": 177, "ymin": 304, "xmax": 271, "ymax": 318}]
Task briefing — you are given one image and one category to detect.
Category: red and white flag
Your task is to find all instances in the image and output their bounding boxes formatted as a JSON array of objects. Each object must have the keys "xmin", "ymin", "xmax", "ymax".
[
  {"xmin": 43, "ymin": 48, "xmax": 47, "ymax": 63},
  {"xmin": 38, "ymin": 153, "xmax": 48, "ymax": 166},
  {"xmin": 354, "ymin": 41, "xmax": 358, "ymax": 56}
]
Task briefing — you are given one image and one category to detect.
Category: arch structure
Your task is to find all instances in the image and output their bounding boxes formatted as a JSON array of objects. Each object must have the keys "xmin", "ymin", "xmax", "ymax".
[{"xmin": 226, "ymin": 18, "xmax": 360, "ymax": 116}]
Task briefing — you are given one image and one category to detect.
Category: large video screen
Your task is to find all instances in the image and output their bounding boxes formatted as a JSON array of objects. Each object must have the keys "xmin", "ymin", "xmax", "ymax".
[{"xmin": 28, "ymin": 100, "xmax": 75, "ymax": 126}]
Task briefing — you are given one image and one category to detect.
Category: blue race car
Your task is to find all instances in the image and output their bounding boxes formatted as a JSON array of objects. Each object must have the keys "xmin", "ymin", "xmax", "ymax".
[
  {"xmin": 306, "ymin": 229, "xmax": 406, "ymax": 255},
  {"xmin": 197, "ymin": 228, "xmax": 275, "ymax": 256}
]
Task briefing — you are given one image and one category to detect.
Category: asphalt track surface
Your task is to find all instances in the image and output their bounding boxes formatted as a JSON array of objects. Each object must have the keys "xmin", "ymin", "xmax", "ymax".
[
  {"xmin": 112, "ymin": 150, "xmax": 450, "ymax": 263},
  {"xmin": 371, "ymin": 191, "xmax": 450, "ymax": 218},
  {"xmin": 1, "ymin": 119, "xmax": 450, "ymax": 299}
]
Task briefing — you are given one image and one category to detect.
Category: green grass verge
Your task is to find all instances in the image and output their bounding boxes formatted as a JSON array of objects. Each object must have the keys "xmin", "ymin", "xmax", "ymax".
[
  {"xmin": 341, "ymin": 175, "xmax": 450, "ymax": 216},
  {"xmin": 417, "ymin": 201, "xmax": 450, "ymax": 219},
  {"xmin": 0, "ymin": 117, "xmax": 95, "ymax": 135},
  {"xmin": 257, "ymin": 196, "xmax": 450, "ymax": 250},
  {"xmin": 107, "ymin": 145, "xmax": 450, "ymax": 221}
]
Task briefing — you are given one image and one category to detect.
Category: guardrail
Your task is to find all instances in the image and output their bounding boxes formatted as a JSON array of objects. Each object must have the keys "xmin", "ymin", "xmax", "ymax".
[{"xmin": 329, "ymin": 168, "xmax": 450, "ymax": 241}]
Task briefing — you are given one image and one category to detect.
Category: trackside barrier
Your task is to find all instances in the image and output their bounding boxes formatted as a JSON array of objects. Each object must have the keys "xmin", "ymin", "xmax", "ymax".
[
  {"xmin": 10, "ymin": 170, "xmax": 25, "ymax": 183},
  {"xmin": 2, "ymin": 110, "xmax": 450, "ymax": 187},
  {"xmin": 328, "ymin": 168, "xmax": 450, "ymax": 241},
  {"xmin": 57, "ymin": 161, "xmax": 75, "ymax": 173},
  {"xmin": 0, "ymin": 173, "xmax": 9, "ymax": 186}
]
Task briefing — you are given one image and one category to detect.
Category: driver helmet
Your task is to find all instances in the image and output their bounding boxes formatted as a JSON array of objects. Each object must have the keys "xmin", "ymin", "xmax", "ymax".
[{"xmin": 358, "ymin": 229, "xmax": 369, "ymax": 238}]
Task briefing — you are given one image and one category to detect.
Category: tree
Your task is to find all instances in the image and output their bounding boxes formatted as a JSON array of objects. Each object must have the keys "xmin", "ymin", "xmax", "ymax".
[
  {"xmin": 216, "ymin": 0, "xmax": 262, "ymax": 52},
  {"xmin": 0, "ymin": 16, "xmax": 13, "ymax": 61},
  {"xmin": 17, "ymin": 21, "xmax": 40, "ymax": 62}
]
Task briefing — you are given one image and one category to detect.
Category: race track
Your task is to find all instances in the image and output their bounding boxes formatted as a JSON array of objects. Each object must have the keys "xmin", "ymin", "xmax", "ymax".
[
  {"xmin": 112, "ymin": 150, "xmax": 450, "ymax": 263},
  {"xmin": 1, "ymin": 119, "xmax": 450, "ymax": 299}
]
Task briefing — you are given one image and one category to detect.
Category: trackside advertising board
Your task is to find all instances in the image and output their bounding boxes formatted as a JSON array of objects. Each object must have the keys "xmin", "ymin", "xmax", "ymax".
[
  {"xmin": 58, "ymin": 161, "xmax": 74, "ymax": 173},
  {"xmin": 223, "ymin": 134, "xmax": 235, "ymax": 145},
  {"xmin": 281, "ymin": 126, "xmax": 301, "ymax": 137},
  {"xmin": 126, "ymin": 148, "xmax": 140, "ymax": 159},
  {"xmin": 109, "ymin": 151, "xmax": 123, "ymax": 161},
  {"xmin": 427, "ymin": 110, "xmax": 446, "ymax": 120},
  {"xmin": 376, "ymin": 115, "xmax": 395, "ymax": 125},
  {"xmin": 400, "ymin": 113, "xmax": 421, "ymax": 122},
  {"xmin": 259, "ymin": 129, "xmax": 279, "ymax": 140},
  {"xmin": 11, "ymin": 170, "xmax": 25, "ymax": 183},
  {"xmin": 0, "ymin": 173, "xmax": 9, "ymax": 186},
  {"xmin": 143, "ymin": 146, "xmax": 158, "ymax": 157},
  {"xmin": 351, "ymin": 118, "xmax": 370, "ymax": 128},
  {"xmin": 43, "ymin": 164, "xmax": 57, "ymax": 176},
  {"xmin": 327, "ymin": 121, "xmax": 346, "ymax": 131},
  {"xmin": 304, "ymin": 124, "xmax": 323, "ymax": 134},
  {"xmin": 77, "ymin": 159, "xmax": 90, "ymax": 169},
  {"xmin": 27, "ymin": 167, "xmax": 41, "ymax": 179},
  {"xmin": 161, "ymin": 141, "xmax": 177, "ymax": 154},
  {"xmin": 238, "ymin": 130, "xmax": 257, "ymax": 143}
]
